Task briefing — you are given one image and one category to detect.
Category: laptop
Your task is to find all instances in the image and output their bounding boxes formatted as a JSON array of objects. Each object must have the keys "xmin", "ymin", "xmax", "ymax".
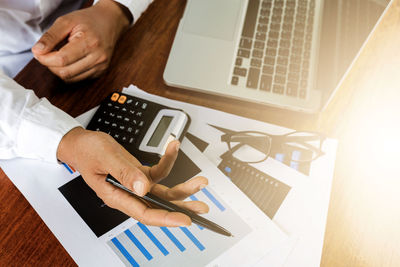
[{"xmin": 164, "ymin": 0, "xmax": 391, "ymax": 113}]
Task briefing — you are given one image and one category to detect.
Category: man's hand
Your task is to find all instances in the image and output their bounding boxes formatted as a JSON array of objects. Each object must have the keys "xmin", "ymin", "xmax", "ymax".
[
  {"xmin": 32, "ymin": 0, "xmax": 131, "ymax": 82},
  {"xmin": 57, "ymin": 127, "xmax": 209, "ymax": 227}
]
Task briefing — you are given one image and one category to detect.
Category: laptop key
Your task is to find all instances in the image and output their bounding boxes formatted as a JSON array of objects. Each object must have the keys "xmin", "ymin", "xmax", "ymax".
[
  {"xmin": 238, "ymin": 49, "xmax": 250, "ymax": 58},
  {"xmin": 234, "ymin": 67, "xmax": 247, "ymax": 77},
  {"xmin": 274, "ymin": 75, "xmax": 286, "ymax": 85},
  {"xmin": 263, "ymin": 65, "xmax": 274, "ymax": 75},
  {"xmin": 231, "ymin": 76, "xmax": 239, "ymax": 85},
  {"xmin": 254, "ymin": 41, "xmax": 265, "ymax": 50},
  {"xmin": 240, "ymin": 38, "xmax": 252, "ymax": 49},
  {"xmin": 264, "ymin": 56, "xmax": 275, "ymax": 65},
  {"xmin": 247, "ymin": 68, "xmax": 260, "ymax": 89},
  {"xmin": 286, "ymin": 83, "xmax": 298, "ymax": 96},
  {"xmin": 256, "ymin": 32, "xmax": 266, "ymax": 41},
  {"xmin": 299, "ymin": 89, "xmax": 306, "ymax": 99},
  {"xmin": 251, "ymin": 58, "xmax": 262, "ymax": 68},
  {"xmin": 257, "ymin": 24, "xmax": 268, "ymax": 33},
  {"xmin": 252, "ymin": 49, "xmax": 263, "ymax": 58},
  {"xmin": 260, "ymin": 75, "xmax": 272, "ymax": 91},
  {"xmin": 272, "ymin": 84, "xmax": 284, "ymax": 94},
  {"xmin": 276, "ymin": 65, "xmax": 287, "ymax": 75},
  {"xmin": 235, "ymin": 57, "xmax": 243, "ymax": 66},
  {"xmin": 241, "ymin": 0, "xmax": 259, "ymax": 38}
]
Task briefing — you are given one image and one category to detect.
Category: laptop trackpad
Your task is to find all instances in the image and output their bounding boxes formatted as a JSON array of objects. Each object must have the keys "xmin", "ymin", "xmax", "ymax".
[{"xmin": 183, "ymin": 0, "xmax": 242, "ymax": 41}]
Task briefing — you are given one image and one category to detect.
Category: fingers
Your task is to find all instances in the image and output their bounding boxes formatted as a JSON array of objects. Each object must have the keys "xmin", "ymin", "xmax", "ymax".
[
  {"xmin": 32, "ymin": 17, "xmax": 73, "ymax": 55},
  {"xmin": 171, "ymin": 200, "xmax": 209, "ymax": 214},
  {"xmin": 34, "ymin": 32, "xmax": 87, "ymax": 68},
  {"xmin": 98, "ymin": 182, "xmax": 191, "ymax": 227},
  {"xmin": 105, "ymin": 153, "xmax": 150, "ymax": 197},
  {"xmin": 149, "ymin": 141, "xmax": 180, "ymax": 183},
  {"xmin": 151, "ymin": 176, "xmax": 208, "ymax": 200},
  {"xmin": 49, "ymin": 57, "xmax": 106, "ymax": 83}
]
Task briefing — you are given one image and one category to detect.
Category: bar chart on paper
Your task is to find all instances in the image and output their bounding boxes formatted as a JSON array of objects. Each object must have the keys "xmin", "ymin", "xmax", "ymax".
[
  {"xmin": 106, "ymin": 187, "xmax": 251, "ymax": 267},
  {"xmin": 59, "ymin": 174, "xmax": 251, "ymax": 267}
]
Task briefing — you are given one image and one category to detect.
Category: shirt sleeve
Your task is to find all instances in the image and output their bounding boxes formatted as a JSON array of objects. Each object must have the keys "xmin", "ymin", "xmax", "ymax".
[
  {"xmin": 0, "ymin": 70, "xmax": 82, "ymax": 163},
  {"xmin": 93, "ymin": 0, "xmax": 154, "ymax": 24}
]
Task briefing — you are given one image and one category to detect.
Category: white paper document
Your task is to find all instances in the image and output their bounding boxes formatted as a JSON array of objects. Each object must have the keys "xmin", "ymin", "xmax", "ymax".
[
  {"xmin": 123, "ymin": 85, "xmax": 338, "ymax": 267},
  {"xmin": 0, "ymin": 93, "xmax": 287, "ymax": 266}
]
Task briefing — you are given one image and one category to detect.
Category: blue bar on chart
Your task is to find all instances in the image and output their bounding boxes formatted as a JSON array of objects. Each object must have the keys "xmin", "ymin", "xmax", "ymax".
[
  {"xmin": 137, "ymin": 222, "xmax": 169, "ymax": 256},
  {"xmin": 180, "ymin": 227, "xmax": 205, "ymax": 251},
  {"xmin": 201, "ymin": 188, "xmax": 225, "ymax": 211},
  {"xmin": 106, "ymin": 186, "xmax": 251, "ymax": 267},
  {"xmin": 110, "ymin": 237, "xmax": 139, "ymax": 267},
  {"xmin": 160, "ymin": 227, "xmax": 186, "ymax": 252},
  {"xmin": 62, "ymin": 163, "xmax": 74, "ymax": 174},
  {"xmin": 189, "ymin": 195, "xmax": 204, "ymax": 230},
  {"xmin": 124, "ymin": 229, "xmax": 153, "ymax": 261}
]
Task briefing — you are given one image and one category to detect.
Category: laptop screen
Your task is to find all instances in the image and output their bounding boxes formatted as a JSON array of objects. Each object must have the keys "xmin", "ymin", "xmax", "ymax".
[{"xmin": 317, "ymin": 0, "xmax": 391, "ymax": 105}]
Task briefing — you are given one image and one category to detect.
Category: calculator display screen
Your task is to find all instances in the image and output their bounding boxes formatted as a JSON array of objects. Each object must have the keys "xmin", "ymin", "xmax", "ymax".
[{"xmin": 147, "ymin": 116, "xmax": 173, "ymax": 147}]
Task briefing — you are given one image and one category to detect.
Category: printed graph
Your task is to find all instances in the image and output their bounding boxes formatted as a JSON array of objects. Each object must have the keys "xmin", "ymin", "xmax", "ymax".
[{"xmin": 107, "ymin": 187, "xmax": 251, "ymax": 267}]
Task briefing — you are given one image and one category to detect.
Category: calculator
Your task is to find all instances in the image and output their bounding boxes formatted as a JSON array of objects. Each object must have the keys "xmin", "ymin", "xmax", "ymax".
[{"xmin": 86, "ymin": 92, "xmax": 190, "ymax": 165}]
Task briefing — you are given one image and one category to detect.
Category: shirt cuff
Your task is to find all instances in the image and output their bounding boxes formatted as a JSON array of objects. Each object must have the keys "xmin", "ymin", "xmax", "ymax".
[
  {"xmin": 17, "ymin": 98, "xmax": 82, "ymax": 164},
  {"xmin": 94, "ymin": 0, "xmax": 152, "ymax": 25}
]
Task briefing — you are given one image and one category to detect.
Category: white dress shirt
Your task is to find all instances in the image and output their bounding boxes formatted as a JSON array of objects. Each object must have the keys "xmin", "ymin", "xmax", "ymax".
[{"xmin": 0, "ymin": 0, "xmax": 152, "ymax": 164}]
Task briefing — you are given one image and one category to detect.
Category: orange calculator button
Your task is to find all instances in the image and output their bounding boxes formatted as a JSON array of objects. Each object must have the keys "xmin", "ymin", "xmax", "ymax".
[
  {"xmin": 118, "ymin": 95, "xmax": 127, "ymax": 104},
  {"xmin": 111, "ymin": 93, "xmax": 119, "ymax": 102}
]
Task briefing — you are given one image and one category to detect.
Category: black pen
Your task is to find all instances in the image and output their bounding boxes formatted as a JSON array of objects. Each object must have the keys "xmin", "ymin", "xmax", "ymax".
[{"xmin": 106, "ymin": 176, "xmax": 233, "ymax": 237}]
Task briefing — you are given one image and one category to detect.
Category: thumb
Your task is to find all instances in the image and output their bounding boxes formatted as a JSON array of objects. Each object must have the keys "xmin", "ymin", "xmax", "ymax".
[
  {"xmin": 108, "ymin": 156, "xmax": 151, "ymax": 197},
  {"xmin": 32, "ymin": 17, "xmax": 74, "ymax": 55}
]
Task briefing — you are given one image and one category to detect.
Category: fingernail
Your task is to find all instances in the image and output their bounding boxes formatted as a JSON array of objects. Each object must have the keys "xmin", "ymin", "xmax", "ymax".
[
  {"xmin": 175, "ymin": 142, "xmax": 180, "ymax": 152},
  {"xmin": 133, "ymin": 181, "xmax": 144, "ymax": 196},
  {"xmin": 33, "ymin": 42, "xmax": 45, "ymax": 51},
  {"xmin": 199, "ymin": 184, "xmax": 207, "ymax": 190},
  {"xmin": 70, "ymin": 31, "xmax": 83, "ymax": 40},
  {"xmin": 74, "ymin": 31, "xmax": 83, "ymax": 38}
]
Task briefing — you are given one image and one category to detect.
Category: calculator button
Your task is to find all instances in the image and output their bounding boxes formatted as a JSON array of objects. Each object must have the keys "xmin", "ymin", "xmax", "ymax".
[
  {"xmin": 121, "ymin": 136, "xmax": 128, "ymax": 143},
  {"xmin": 126, "ymin": 98, "xmax": 133, "ymax": 104},
  {"xmin": 111, "ymin": 93, "xmax": 119, "ymax": 101},
  {"xmin": 124, "ymin": 117, "xmax": 130, "ymax": 122},
  {"xmin": 97, "ymin": 118, "xmax": 102, "ymax": 123},
  {"xmin": 109, "ymin": 112, "xmax": 115, "ymax": 118},
  {"xmin": 121, "ymin": 107, "xmax": 127, "ymax": 113},
  {"xmin": 138, "ymin": 120, "xmax": 144, "ymax": 127},
  {"xmin": 134, "ymin": 129, "xmax": 140, "ymax": 135},
  {"xmin": 118, "ymin": 95, "xmax": 127, "ymax": 104},
  {"xmin": 113, "ymin": 133, "xmax": 120, "ymax": 139},
  {"xmin": 119, "ymin": 125, "xmax": 126, "ymax": 131},
  {"xmin": 107, "ymin": 103, "xmax": 113, "ymax": 107},
  {"xmin": 116, "ymin": 115, "xmax": 123, "ymax": 120},
  {"xmin": 136, "ymin": 111, "xmax": 143, "ymax": 117},
  {"xmin": 128, "ymin": 137, "xmax": 135, "ymax": 144},
  {"xmin": 134, "ymin": 101, "xmax": 140, "ymax": 108},
  {"xmin": 129, "ymin": 110, "xmax": 135, "ymax": 115},
  {"xmin": 141, "ymin": 103, "xmax": 147, "ymax": 110},
  {"xmin": 127, "ymin": 127, "xmax": 133, "ymax": 133},
  {"xmin": 132, "ymin": 119, "xmax": 137, "ymax": 125},
  {"xmin": 111, "ymin": 123, "xmax": 117, "ymax": 128},
  {"xmin": 104, "ymin": 120, "xmax": 110, "ymax": 125}
]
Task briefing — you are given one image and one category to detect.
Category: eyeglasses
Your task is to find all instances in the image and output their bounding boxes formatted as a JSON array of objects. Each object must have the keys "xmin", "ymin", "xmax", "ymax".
[{"xmin": 221, "ymin": 131, "xmax": 326, "ymax": 164}]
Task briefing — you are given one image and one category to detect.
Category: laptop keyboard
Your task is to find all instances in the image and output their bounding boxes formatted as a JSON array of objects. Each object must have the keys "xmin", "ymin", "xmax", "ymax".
[{"xmin": 231, "ymin": 0, "xmax": 316, "ymax": 98}]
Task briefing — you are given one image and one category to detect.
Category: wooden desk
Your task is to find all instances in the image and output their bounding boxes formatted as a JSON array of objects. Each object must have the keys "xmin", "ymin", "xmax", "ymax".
[{"xmin": 1, "ymin": 0, "xmax": 400, "ymax": 266}]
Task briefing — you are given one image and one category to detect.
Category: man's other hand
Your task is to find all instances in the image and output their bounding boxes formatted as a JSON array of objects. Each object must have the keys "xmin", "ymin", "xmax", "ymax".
[
  {"xmin": 57, "ymin": 127, "xmax": 209, "ymax": 227},
  {"xmin": 32, "ymin": 0, "xmax": 130, "ymax": 82}
]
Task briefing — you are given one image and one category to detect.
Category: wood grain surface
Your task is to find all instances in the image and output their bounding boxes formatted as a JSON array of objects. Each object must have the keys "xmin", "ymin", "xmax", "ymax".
[{"xmin": 1, "ymin": 0, "xmax": 400, "ymax": 266}]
